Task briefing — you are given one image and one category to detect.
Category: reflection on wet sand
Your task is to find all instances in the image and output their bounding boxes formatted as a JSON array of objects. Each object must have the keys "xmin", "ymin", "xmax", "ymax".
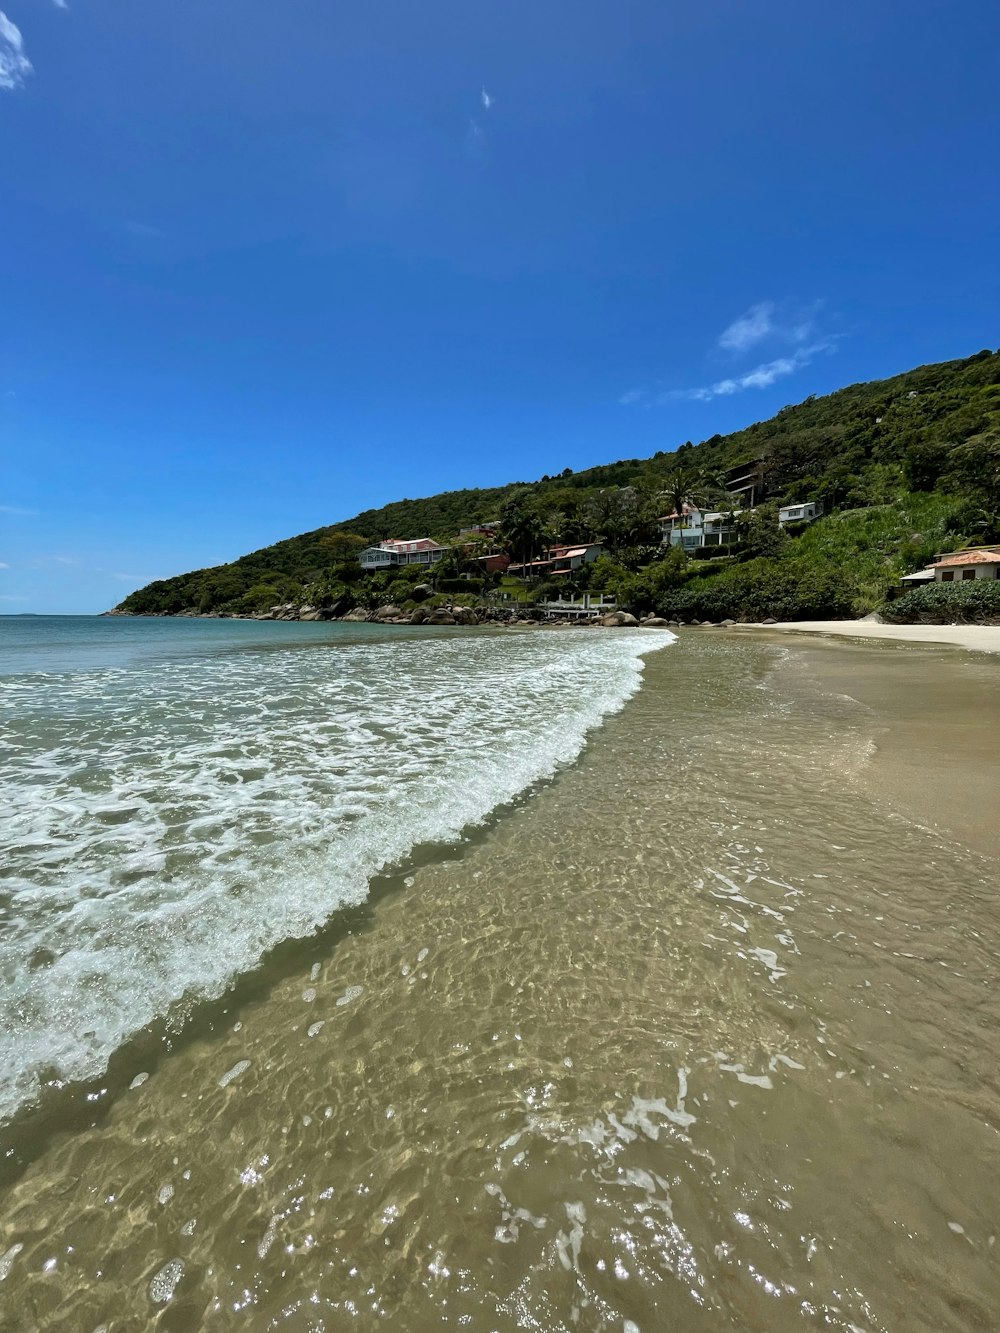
[{"xmin": 2, "ymin": 634, "xmax": 999, "ymax": 1332}]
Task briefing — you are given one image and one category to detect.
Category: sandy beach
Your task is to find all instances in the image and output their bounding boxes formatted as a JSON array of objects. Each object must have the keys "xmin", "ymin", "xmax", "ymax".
[
  {"xmin": 731, "ymin": 619, "xmax": 1000, "ymax": 654},
  {"xmin": 4, "ymin": 628, "xmax": 1000, "ymax": 1332}
]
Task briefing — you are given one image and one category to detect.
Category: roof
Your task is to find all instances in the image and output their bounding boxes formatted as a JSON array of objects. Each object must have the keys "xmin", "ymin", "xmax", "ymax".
[
  {"xmin": 900, "ymin": 567, "xmax": 936, "ymax": 581},
  {"xmin": 929, "ymin": 550, "xmax": 1000, "ymax": 569}
]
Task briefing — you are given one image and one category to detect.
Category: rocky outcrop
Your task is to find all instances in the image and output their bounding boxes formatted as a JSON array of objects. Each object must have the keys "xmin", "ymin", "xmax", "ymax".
[
  {"xmin": 373, "ymin": 604, "xmax": 403, "ymax": 622},
  {"xmin": 342, "ymin": 607, "xmax": 371, "ymax": 622}
]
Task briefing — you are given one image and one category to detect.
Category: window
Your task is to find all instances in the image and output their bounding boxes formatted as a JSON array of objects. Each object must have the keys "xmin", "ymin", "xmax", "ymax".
[
  {"xmin": 941, "ymin": 570, "xmax": 954, "ymax": 581},
  {"xmin": 962, "ymin": 569, "xmax": 976, "ymax": 580}
]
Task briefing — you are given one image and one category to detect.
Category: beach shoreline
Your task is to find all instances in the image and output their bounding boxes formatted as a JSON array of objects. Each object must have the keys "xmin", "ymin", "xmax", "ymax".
[{"xmin": 726, "ymin": 618, "xmax": 1000, "ymax": 654}]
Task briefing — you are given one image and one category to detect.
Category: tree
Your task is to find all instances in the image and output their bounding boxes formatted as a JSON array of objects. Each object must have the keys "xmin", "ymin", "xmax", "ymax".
[{"xmin": 499, "ymin": 495, "xmax": 546, "ymax": 567}]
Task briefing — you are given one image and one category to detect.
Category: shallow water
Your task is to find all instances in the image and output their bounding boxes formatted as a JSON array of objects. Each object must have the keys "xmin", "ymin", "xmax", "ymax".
[{"xmin": 2, "ymin": 621, "xmax": 999, "ymax": 1331}]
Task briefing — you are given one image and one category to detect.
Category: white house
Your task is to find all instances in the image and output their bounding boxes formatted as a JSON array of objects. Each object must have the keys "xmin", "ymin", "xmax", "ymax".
[
  {"xmin": 359, "ymin": 538, "xmax": 450, "ymax": 571},
  {"xmin": 927, "ymin": 548, "xmax": 1000, "ymax": 582},
  {"xmin": 658, "ymin": 506, "xmax": 738, "ymax": 551},
  {"xmin": 778, "ymin": 501, "xmax": 824, "ymax": 526}
]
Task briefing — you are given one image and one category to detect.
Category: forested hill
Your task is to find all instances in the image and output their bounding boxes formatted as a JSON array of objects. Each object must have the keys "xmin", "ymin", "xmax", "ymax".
[{"xmin": 115, "ymin": 347, "xmax": 1000, "ymax": 617}]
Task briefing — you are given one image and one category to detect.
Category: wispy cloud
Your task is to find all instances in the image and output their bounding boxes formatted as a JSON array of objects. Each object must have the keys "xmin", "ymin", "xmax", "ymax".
[
  {"xmin": 621, "ymin": 298, "xmax": 835, "ymax": 407},
  {"xmin": 109, "ymin": 572, "xmax": 142, "ymax": 582},
  {"xmin": 49, "ymin": 555, "xmax": 80, "ymax": 566},
  {"xmin": 718, "ymin": 301, "xmax": 777, "ymax": 353},
  {"xmin": 669, "ymin": 343, "xmax": 832, "ymax": 402},
  {"xmin": 481, "ymin": 86, "xmax": 493, "ymax": 110},
  {"xmin": 0, "ymin": 594, "xmax": 28, "ymax": 603},
  {"xmin": 0, "ymin": 504, "xmax": 38, "ymax": 516},
  {"xmin": 122, "ymin": 219, "xmax": 167, "ymax": 240},
  {"xmin": 52, "ymin": 0, "xmax": 68, "ymax": 8},
  {"xmin": 717, "ymin": 299, "xmax": 818, "ymax": 355},
  {"xmin": 0, "ymin": 561, "xmax": 11, "ymax": 569},
  {"xmin": 0, "ymin": 11, "xmax": 31, "ymax": 92}
]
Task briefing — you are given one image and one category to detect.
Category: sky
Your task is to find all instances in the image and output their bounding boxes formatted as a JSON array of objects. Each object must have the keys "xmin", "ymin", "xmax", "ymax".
[{"xmin": 1, "ymin": 0, "xmax": 998, "ymax": 613}]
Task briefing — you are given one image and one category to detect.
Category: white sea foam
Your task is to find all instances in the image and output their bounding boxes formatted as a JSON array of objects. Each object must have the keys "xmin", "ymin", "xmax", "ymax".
[{"xmin": 0, "ymin": 626, "xmax": 673, "ymax": 1120}]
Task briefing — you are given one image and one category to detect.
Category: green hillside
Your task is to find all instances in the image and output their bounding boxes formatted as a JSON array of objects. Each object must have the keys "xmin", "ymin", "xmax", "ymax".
[{"xmin": 115, "ymin": 347, "xmax": 1000, "ymax": 619}]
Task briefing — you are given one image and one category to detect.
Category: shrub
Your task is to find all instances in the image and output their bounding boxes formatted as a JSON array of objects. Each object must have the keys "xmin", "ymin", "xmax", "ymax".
[
  {"xmin": 436, "ymin": 577, "xmax": 484, "ymax": 594},
  {"xmin": 882, "ymin": 580, "xmax": 1000, "ymax": 624},
  {"xmin": 654, "ymin": 559, "xmax": 857, "ymax": 622}
]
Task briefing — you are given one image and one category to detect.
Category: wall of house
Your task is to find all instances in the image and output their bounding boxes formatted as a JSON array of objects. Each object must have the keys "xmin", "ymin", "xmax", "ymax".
[{"xmin": 935, "ymin": 566, "xmax": 999, "ymax": 582}]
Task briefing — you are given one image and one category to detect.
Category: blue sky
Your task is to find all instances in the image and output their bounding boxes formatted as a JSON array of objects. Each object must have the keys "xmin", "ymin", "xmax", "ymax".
[{"xmin": 1, "ymin": 0, "xmax": 998, "ymax": 613}]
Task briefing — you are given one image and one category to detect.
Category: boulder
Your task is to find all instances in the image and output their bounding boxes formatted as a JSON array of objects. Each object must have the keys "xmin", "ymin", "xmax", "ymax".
[
  {"xmin": 342, "ymin": 607, "xmax": 370, "ymax": 622},
  {"xmin": 409, "ymin": 606, "xmax": 429, "ymax": 625},
  {"xmin": 373, "ymin": 604, "xmax": 403, "ymax": 622},
  {"xmin": 299, "ymin": 610, "xmax": 322, "ymax": 621},
  {"xmin": 642, "ymin": 616, "xmax": 671, "ymax": 627},
  {"xmin": 426, "ymin": 609, "xmax": 457, "ymax": 626},
  {"xmin": 762, "ymin": 617, "xmax": 778, "ymax": 625},
  {"xmin": 450, "ymin": 606, "xmax": 478, "ymax": 625},
  {"xmin": 616, "ymin": 612, "xmax": 639, "ymax": 627},
  {"xmin": 411, "ymin": 583, "xmax": 434, "ymax": 602},
  {"xmin": 718, "ymin": 618, "xmax": 736, "ymax": 627}
]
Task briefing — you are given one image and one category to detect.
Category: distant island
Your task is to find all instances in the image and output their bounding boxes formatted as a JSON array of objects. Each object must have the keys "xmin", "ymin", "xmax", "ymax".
[{"xmin": 112, "ymin": 348, "xmax": 1000, "ymax": 627}]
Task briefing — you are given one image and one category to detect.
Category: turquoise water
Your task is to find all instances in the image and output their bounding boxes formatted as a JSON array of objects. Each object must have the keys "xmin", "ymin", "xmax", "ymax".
[{"xmin": 0, "ymin": 615, "xmax": 674, "ymax": 1124}]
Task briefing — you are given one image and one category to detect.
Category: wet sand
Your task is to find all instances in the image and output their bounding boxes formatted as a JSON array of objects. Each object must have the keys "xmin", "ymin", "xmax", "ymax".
[{"xmin": 2, "ymin": 633, "xmax": 999, "ymax": 1332}]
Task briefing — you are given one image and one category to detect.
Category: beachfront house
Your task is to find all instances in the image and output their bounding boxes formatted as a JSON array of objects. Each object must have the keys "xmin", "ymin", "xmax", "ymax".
[
  {"xmin": 778, "ymin": 501, "xmax": 824, "ymax": 526},
  {"xmin": 658, "ymin": 506, "xmax": 739, "ymax": 552},
  {"xmin": 928, "ymin": 548, "xmax": 1000, "ymax": 582},
  {"xmin": 359, "ymin": 538, "xmax": 450, "ymax": 571},
  {"xmin": 507, "ymin": 542, "xmax": 605, "ymax": 581}
]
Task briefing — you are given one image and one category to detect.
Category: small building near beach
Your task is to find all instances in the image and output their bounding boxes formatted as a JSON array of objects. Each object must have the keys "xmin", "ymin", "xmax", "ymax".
[
  {"xmin": 359, "ymin": 539, "xmax": 450, "ymax": 570},
  {"xmin": 928, "ymin": 548, "xmax": 1000, "ymax": 582}
]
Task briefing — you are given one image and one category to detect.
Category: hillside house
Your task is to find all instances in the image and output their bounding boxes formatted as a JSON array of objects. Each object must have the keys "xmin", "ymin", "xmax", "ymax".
[
  {"xmin": 724, "ymin": 459, "xmax": 769, "ymax": 508},
  {"xmin": 658, "ymin": 506, "xmax": 739, "ymax": 551},
  {"xmin": 508, "ymin": 543, "xmax": 605, "ymax": 580},
  {"xmin": 928, "ymin": 548, "xmax": 1000, "ymax": 582},
  {"xmin": 359, "ymin": 538, "xmax": 450, "ymax": 571},
  {"xmin": 778, "ymin": 501, "xmax": 824, "ymax": 526}
]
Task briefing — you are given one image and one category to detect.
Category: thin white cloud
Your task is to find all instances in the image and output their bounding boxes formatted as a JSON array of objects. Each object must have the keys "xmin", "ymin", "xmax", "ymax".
[
  {"xmin": 0, "ymin": 504, "xmax": 38, "ymax": 516},
  {"xmin": 0, "ymin": 11, "xmax": 32, "ymax": 92},
  {"xmin": 0, "ymin": 561, "xmax": 10, "ymax": 569},
  {"xmin": 718, "ymin": 301, "xmax": 776, "ymax": 353},
  {"xmin": 481, "ymin": 86, "xmax": 493, "ymax": 110},
  {"xmin": 109, "ymin": 572, "xmax": 142, "ymax": 582},
  {"xmin": 0, "ymin": 594, "xmax": 28, "ymax": 603},
  {"xmin": 717, "ymin": 299, "xmax": 820, "ymax": 356},
  {"xmin": 52, "ymin": 0, "xmax": 68, "ymax": 8},
  {"xmin": 619, "ymin": 389, "xmax": 644, "ymax": 406},
  {"xmin": 668, "ymin": 343, "xmax": 832, "ymax": 402},
  {"xmin": 49, "ymin": 555, "xmax": 80, "ymax": 566}
]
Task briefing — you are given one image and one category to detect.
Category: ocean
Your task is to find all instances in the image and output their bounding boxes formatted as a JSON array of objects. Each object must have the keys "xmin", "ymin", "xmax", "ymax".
[
  {"xmin": 0, "ymin": 616, "xmax": 674, "ymax": 1126},
  {"xmin": 2, "ymin": 616, "xmax": 999, "ymax": 1332}
]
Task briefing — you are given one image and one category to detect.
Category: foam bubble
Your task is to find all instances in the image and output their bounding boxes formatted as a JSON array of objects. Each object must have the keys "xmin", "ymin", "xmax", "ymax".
[{"xmin": 148, "ymin": 1258, "xmax": 184, "ymax": 1303}]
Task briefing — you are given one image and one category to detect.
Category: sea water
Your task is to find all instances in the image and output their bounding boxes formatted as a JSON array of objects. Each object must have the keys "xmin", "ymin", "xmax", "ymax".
[{"xmin": 0, "ymin": 616, "xmax": 674, "ymax": 1123}]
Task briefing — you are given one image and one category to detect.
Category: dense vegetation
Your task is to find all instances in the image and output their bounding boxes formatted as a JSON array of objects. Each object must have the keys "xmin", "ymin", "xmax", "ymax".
[{"xmin": 116, "ymin": 348, "xmax": 1000, "ymax": 621}]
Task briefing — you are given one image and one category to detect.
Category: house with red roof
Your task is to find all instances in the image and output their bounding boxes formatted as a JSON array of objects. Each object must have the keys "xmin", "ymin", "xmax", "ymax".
[
  {"xmin": 359, "ymin": 538, "xmax": 450, "ymax": 571},
  {"xmin": 507, "ymin": 543, "xmax": 605, "ymax": 580},
  {"xmin": 927, "ymin": 547, "xmax": 1000, "ymax": 583}
]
